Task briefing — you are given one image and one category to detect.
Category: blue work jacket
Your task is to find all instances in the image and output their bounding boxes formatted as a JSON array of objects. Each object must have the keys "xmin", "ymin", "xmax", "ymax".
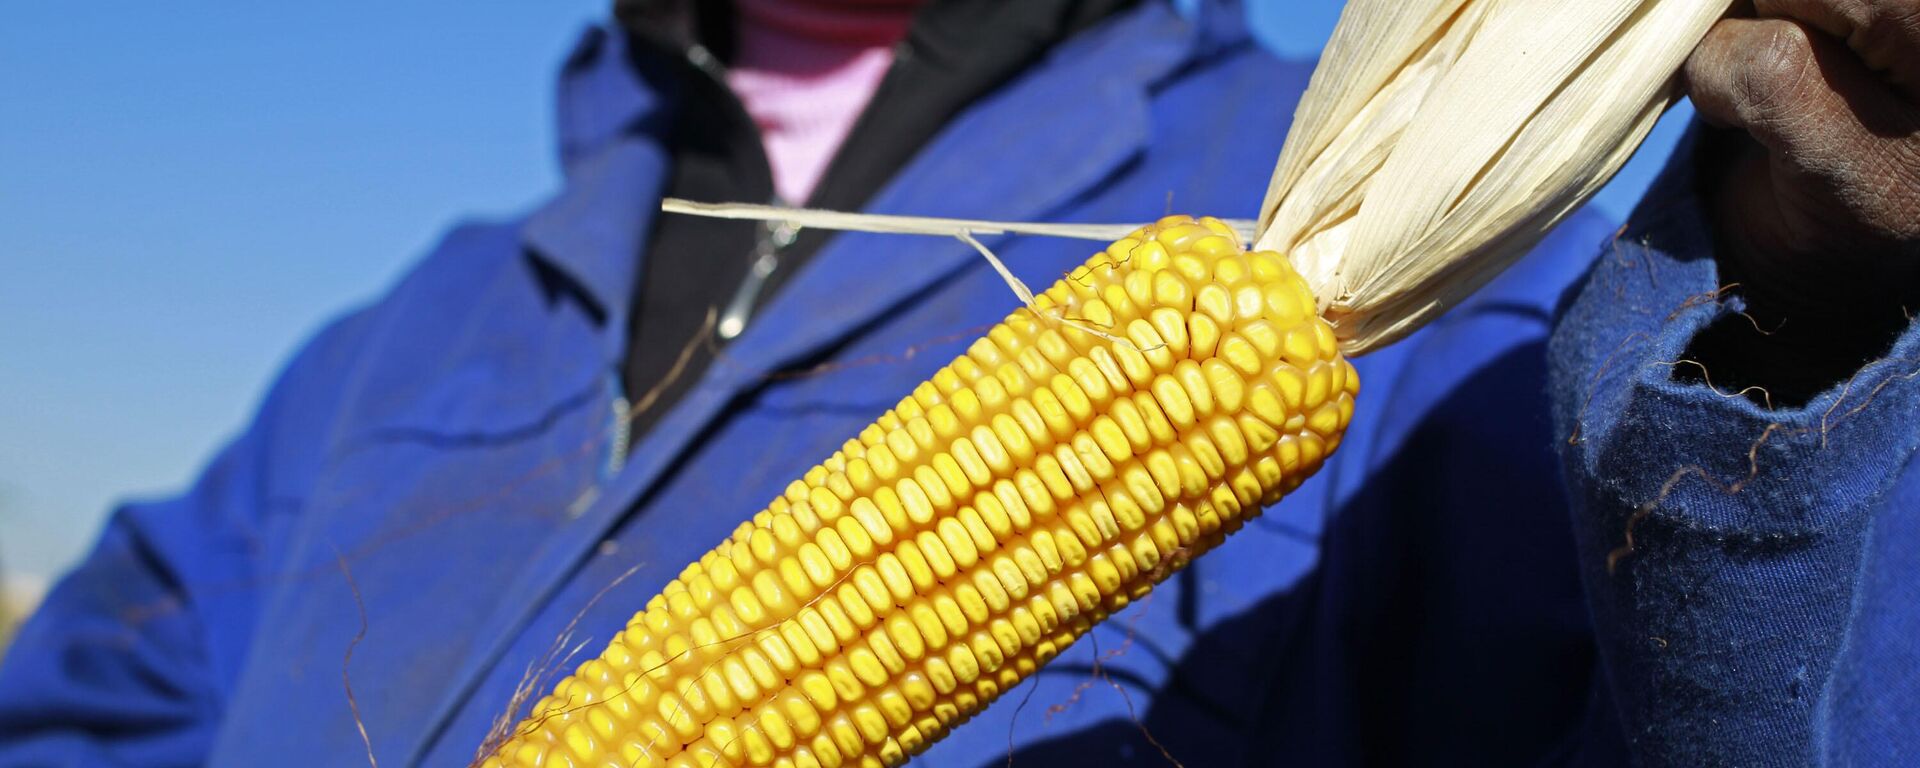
[{"xmin": 4, "ymin": 3, "xmax": 1916, "ymax": 766}]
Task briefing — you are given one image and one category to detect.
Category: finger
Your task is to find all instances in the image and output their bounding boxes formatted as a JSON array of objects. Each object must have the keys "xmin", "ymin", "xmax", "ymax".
[
  {"xmin": 1753, "ymin": 0, "xmax": 1920, "ymax": 98},
  {"xmin": 1685, "ymin": 17, "xmax": 1911, "ymax": 162}
]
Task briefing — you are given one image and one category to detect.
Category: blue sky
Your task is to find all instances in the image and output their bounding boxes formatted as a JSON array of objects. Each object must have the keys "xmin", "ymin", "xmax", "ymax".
[{"xmin": 0, "ymin": 1, "xmax": 1691, "ymax": 600}]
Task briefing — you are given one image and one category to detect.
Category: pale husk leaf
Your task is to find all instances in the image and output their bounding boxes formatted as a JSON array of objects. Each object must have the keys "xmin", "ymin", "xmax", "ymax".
[{"xmin": 1256, "ymin": 0, "xmax": 1735, "ymax": 355}]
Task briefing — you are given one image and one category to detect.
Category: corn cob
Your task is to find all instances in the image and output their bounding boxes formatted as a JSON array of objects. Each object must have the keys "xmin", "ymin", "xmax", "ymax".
[{"xmin": 483, "ymin": 215, "xmax": 1356, "ymax": 768}]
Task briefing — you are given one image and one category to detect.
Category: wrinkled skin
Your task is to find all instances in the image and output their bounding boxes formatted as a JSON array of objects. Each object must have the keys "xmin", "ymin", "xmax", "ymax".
[{"xmin": 1684, "ymin": 0, "xmax": 1920, "ymax": 401}]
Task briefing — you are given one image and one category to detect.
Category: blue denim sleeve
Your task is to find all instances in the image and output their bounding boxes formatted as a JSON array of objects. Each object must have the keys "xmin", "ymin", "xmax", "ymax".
[{"xmin": 1549, "ymin": 126, "xmax": 1920, "ymax": 765}]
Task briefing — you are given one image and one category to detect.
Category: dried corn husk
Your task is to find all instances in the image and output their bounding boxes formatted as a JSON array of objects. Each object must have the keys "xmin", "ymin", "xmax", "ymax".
[{"xmin": 1257, "ymin": 0, "xmax": 1733, "ymax": 354}]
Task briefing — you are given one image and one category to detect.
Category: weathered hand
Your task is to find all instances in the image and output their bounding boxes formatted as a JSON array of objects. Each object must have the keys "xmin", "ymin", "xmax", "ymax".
[{"xmin": 1682, "ymin": 0, "xmax": 1920, "ymax": 402}]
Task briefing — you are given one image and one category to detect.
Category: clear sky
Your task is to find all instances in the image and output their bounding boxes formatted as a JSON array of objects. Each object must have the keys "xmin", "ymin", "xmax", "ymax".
[{"xmin": 0, "ymin": 1, "xmax": 1691, "ymax": 605}]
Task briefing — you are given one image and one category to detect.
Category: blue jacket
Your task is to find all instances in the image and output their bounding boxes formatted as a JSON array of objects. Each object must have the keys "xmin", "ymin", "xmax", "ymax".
[{"xmin": 4, "ymin": 4, "xmax": 1916, "ymax": 766}]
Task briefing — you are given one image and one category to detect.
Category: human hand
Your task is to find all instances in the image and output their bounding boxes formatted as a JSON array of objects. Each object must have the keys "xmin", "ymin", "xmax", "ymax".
[{"xmin": 1682, "ymin": 0, "xmax": 1920, "ymax": 401}]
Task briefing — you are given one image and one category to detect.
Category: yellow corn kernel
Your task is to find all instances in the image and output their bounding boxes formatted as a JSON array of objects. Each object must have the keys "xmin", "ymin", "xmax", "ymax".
[{"xmin": 489, "ymin": 216, "xmax": 1354, "ymax": 767}]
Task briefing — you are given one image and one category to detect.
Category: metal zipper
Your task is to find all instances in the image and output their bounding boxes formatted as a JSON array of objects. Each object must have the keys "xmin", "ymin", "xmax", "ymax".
[
  {"xmin": 682, "ymin": 43, "xmax": 801, "ymax": 342},
  {"xmin": 717, "ymin": 217, "xmax": 798, "ymax": 340}
]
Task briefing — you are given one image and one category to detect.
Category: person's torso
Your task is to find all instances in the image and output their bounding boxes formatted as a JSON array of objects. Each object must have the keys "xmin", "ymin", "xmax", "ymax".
[{"xmin": 195, "ymin": 5, "xmax": 1620, "ymax": 765}]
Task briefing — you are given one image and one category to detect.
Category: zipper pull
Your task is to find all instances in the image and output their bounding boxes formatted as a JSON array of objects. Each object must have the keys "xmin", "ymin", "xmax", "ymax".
[
  {"xmin": 717, "ymin": 217, "xmax": 798, "ymax": 340},
  {"xmin": 686, "ymin": 43, "xmax": 724, "ymax": 78}
]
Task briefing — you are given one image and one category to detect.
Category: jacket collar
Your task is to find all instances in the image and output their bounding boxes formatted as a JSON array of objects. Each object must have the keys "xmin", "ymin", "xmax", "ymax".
[
  {"xmin": 520, "ymin": 24, "xmax": 677, "ymax": 361},
  {"xmin": 517, "ymin": 0, "xmax": 1252, "ymax": 363}
]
